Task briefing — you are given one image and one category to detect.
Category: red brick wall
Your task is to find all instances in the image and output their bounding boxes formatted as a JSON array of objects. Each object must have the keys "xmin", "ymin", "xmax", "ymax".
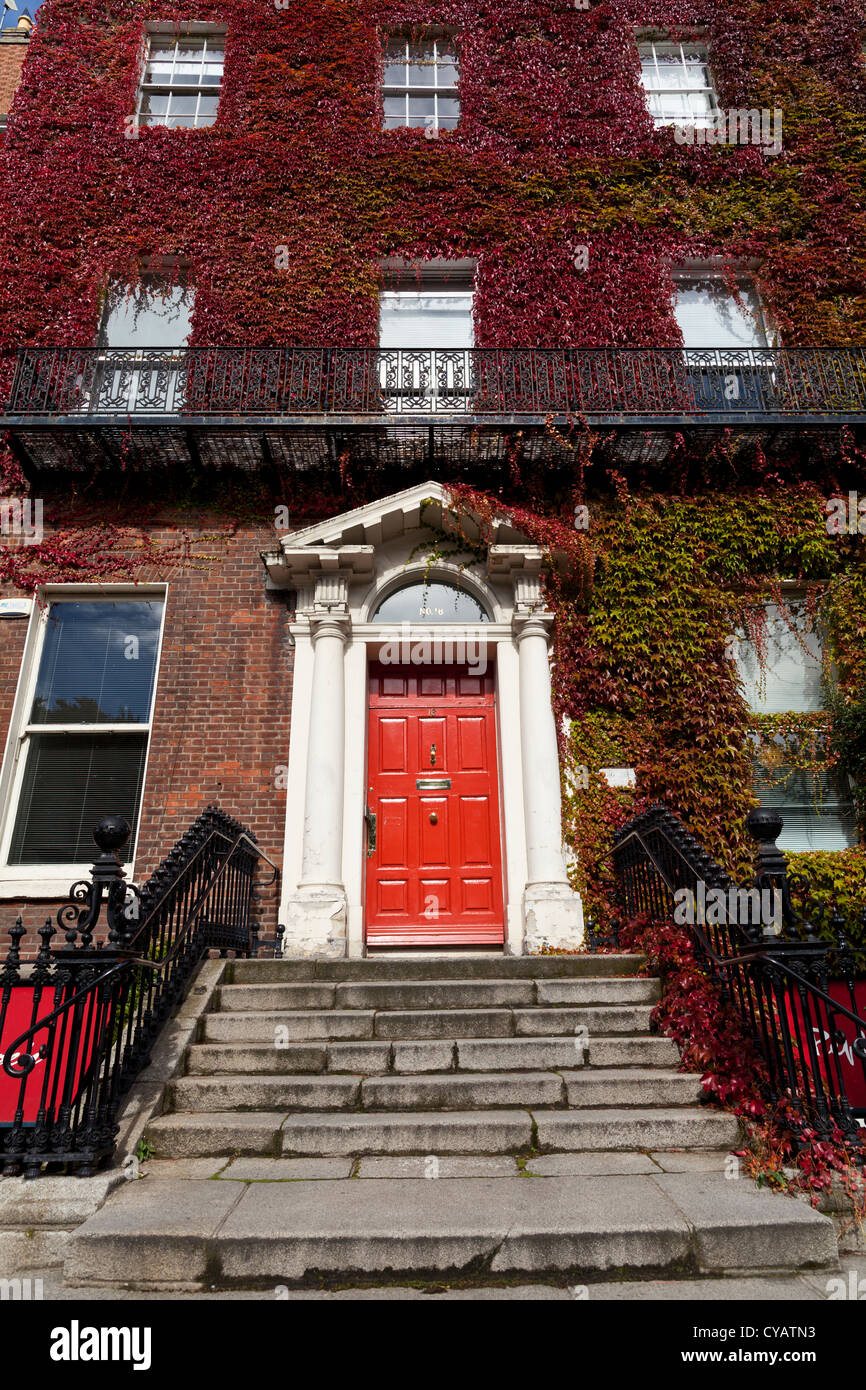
[
  {"xmin": 0, "ymin": 39, "xmax": 27, "ymax": 119},
  {"xmin": 0, "ymin": 521, "xmax": 294, "ymax": 949}
]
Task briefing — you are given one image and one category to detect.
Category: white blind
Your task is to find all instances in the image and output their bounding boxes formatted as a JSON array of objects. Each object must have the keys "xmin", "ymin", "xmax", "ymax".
[
  {"xmin": 674, "ymin": 283, "xmax": 768, "ymax": 349},
  {"xmin": 754, "ymin": 769, "xmax": 858, "ymax": 852},
  {"xmin": 102, "ymin": 284, "xmax": 194, "ymax": 349},
  {"xmin": 735, "ymin": 605, "xmax": 824, "ymax": 713},
  {"xmin": 379, "ymin": 292, "xmax": 474, "ymax": 348}
]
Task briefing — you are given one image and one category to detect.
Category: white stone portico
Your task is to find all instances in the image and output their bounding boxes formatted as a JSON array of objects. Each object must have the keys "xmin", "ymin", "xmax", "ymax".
[{"xmin": 261, "ymin": 481, "xmax": 584, "ymax": 958}]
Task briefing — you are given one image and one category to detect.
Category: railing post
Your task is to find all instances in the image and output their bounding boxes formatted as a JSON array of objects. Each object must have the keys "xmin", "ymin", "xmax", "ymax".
[{"xmin": 745, "ymin": 807, "xmax": 790, "ymax": 940}]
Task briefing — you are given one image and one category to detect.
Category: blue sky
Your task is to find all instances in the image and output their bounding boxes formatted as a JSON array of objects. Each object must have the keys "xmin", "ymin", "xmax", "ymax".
[{"xmin": 1, "ymin": 1, "xmax": 42, "ymax": 30}]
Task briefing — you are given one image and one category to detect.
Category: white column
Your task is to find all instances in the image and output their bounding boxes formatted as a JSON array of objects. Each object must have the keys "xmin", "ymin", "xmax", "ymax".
[
  {"xmin": 516, "ymin": 613, "xmax": 570, "ymax": 886},
  {"xmin": 514, "ymin": 606, "xmax": 584, "ymax": 952},
  {"xmin": 282, "ymin": 581, "xmax": 351, "ymax": 959},
  {"xmin": 299, "ymin": 614, "xmax": 347, "ymax": 890}
]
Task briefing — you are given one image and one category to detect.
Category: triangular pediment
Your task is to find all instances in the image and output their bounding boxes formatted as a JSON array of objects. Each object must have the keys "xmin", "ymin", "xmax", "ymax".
[{"xmin": 282, "ymin": 481, "xmax": 534, "ymax": 550}]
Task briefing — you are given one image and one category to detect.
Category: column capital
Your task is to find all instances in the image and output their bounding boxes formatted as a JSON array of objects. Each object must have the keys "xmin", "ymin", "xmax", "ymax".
[
  {"xmin": 309, "ymin": 611, "xmax": 351, "ymax": 644},
  {"xmin": 512, "ymin": 608, "xmax": 553, "ymax": 643}
]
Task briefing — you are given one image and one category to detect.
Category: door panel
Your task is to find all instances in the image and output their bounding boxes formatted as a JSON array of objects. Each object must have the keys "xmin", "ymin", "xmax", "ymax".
[{"xmin": 365, "ymin": 663, "xmax": 505, "ymax": 946}]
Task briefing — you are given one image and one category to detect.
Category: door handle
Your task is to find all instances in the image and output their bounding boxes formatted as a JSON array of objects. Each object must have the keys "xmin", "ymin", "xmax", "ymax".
[{"xmin": 364, "ymin": 805, "xmax": 377, "ymax": 858}]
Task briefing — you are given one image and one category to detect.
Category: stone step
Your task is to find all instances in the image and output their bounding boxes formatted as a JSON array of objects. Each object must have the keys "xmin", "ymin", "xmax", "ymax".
[
  {"xmin": 185, "ymin": 1034, "xmax": 680, "ymax": 1076},
  {"xmin": 145, "ymin": 1106, "xmax": 738, "ymax": 1159},
  {"xmin": 215, "ymin": 978, "xmax": 664, "ymax": 1013},
  {"xmin": 228, "ymin": 953, "xmax": 647, "ymax": 984},
  {"xmin": 64, "ymin": 1173, "xmax": 838, "ymax": 1287},
  {"xmin": 534, "ymin": 1108, "xmax": 741, "ymax": 1153},
  {"xmin": 201, "ymin": 1004, "xmax": 653, "ymax": 1044},
  {"xmin": 169, "ymin": 1068, "xmax": 702, "ymax": 1114},
  {"xmin": 215, "ymin": 976, "xmax": 661, "ymax": 1013},
  {"xmin": 169, "ymin": 1074, "xmax": 364, "ymax": 1112}
]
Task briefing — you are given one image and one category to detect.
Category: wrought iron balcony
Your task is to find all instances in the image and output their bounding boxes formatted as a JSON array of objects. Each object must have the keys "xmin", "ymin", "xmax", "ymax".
[{"xmin": 2, "ymin": 345, "xmax": 865, "ymax": 472}]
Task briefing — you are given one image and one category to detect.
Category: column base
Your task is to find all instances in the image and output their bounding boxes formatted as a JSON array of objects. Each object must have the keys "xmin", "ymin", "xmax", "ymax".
[
  {"xmin": 281, "ymin": 886, "xmax": 348, "ymax": 959},
  {"xmin": 522, "ymin": 882, "xmax": 585, "ymax": 954}
]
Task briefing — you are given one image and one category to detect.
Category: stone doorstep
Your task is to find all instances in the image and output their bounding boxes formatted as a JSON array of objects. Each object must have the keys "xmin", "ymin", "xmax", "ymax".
[
  {"xmin": 227, "ymin": 954, "xmax": 648, "ymax": 984},
  {"xmin": 215, "ymin": 978, "xmax": 662, "ymax": 1011},
  {"xmin": 63, "ymin": 1171, "xmax": 839, "ymax": 1288}
]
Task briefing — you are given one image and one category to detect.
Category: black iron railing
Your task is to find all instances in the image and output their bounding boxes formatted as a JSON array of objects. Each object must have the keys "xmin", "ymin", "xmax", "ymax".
[
  {"xmin": 0, "ymin": 807, "xmax": 278, "ymax": 1178},
  {"xmin": 5, "ymin": 346, "xmax": 866, "ymax": 422},
  {"xmin": 609, "ymin": 803, "xmax": 866, "ymax": 1151}
]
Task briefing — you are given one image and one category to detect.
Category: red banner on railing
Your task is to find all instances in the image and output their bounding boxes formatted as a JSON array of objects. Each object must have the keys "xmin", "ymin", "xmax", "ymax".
[
  {"xmin": 0, "ymin": 987, "xmax": 108, "ymax": 1123},
  {"xmin": 785, "ymin": 981, "xmax": 866, "ymax": 1113}
]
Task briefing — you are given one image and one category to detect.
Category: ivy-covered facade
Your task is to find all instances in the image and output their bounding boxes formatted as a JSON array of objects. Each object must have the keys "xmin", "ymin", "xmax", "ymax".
[{"xmin": 0, "ymin": 0, "xmax": 864, "ymax": 961}]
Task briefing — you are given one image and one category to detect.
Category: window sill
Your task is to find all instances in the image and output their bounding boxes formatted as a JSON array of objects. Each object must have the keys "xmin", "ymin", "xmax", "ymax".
[{"xmin": 0, "ymin": 869, "xmax": 134, "ymax": 900}]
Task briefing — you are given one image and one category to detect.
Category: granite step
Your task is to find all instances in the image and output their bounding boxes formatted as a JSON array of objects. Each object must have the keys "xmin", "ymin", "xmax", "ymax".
[
  {"xmin": 63, "ymin": 1172, "xmax": 838, "ymax": 1287},
  {"xmin": 185, "ymin": 1033, "xmax": 680, "ymax": 1076},
  {"xmin": 227, "ymin": 954, "xmax": 647, "ymax": 984},
  {"xmin": 145, "ymin": 1105, "xmax": 739, "ymax": 1159}
]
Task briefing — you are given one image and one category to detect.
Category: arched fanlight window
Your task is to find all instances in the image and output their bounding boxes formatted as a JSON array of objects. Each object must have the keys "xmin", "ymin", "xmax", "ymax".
[{"xmin": 372, "ymin": 579, "xmax": 490, "ymax": 623}]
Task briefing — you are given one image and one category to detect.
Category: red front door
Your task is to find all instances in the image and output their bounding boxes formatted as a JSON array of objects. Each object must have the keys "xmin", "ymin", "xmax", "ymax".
[{"xmin": 365, "ymin": 663, "xmax": 505, "ymax": 946}]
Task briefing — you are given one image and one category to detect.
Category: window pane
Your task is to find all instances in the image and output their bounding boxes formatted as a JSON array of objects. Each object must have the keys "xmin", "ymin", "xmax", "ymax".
[
  {"xmin": 383, "ymin": 96, "xmax": 406, "ymax": 118},
  {"xmin": 735, "ymin": 605, "xmax": 824, "ymax": 713},
  {"xmin": 407, "ymin": 60, "xmax": 436, "ymax": 87},
  {"xmin": 9, "ymin": 733, "xmax": 148, "ymax": 864},
  {"xmin": 436, "ymin": 60, "xmax": 459, "ymax": 89},
  {"xmin": 407, "ymin": 96, "xmax": 435, "ymax": 122},
  {"xmin": 145, "ymin": 58, "xmax": 175, "ymax": 81},
  {"xmin": 198, "ymin": 95, "xmax": 220, "ymax": 122},
  {"xmin": 437, "ymin": 98, "xmax": 460, "ymax": 120},
  {"xmin": 168, "ymin": 93, "xmax": 198, "ymax": 116},
  {"xmin": 380, "ymin": 292, "xmax": 474, "ymax": 348},
  {"xmin": 31, "ymin": 601, "xmax": 163, "ymax": 725},
  {"xmin": 102, "ymin": 283, "xmax": 193, "ymax": 349},
  {"xmin": 675, "ymin": 283, "xmax": 767, "ymax": 349},
  {"xmin": 140, "ymin": 93, "xmax": 169, "ymax": 121},
  {"xmin": 384, "ymin": 61, "xmax": 406, "ymax": 85},
  {"xmin": 374, "ymin": 581, "xmax": 489, "ymax": 622},
  {"xmin": 656, "ymin": 55, "xmax": 692, "ymax": 88}
]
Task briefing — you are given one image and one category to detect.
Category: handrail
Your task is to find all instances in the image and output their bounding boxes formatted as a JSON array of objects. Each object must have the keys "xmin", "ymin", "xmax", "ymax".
[
  {"xmin": 0, "ymin": 826, "xmax": 274, "ymax": 1073},
  {"xmin": 608, "ymin": 802, "xmax": 866, "ymax": 1149},
  {"xmin": 0, "ymin": 806, "xmax": 274, "ymax": 1177}
]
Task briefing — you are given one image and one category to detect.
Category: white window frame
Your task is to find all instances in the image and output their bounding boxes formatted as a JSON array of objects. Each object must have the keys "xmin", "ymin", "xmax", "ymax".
[
  {"xmin": 638, "ymin": 37, "xmax": 719, "ymax": 129},
  {"xmin": 735, "ymin": 594, "xmax": 857, "ymax": 852},
  {"xmin": 670, "ymin": 262, "xmax": 776, "ymax": 350},
  {"xmin": 136, "ymin": 25, "xmax": 226, "ymax": 130},
  {"xmin": 0, "ymin": 585, "xmax": 168, "ymax": 897},
  {"xmin": 92, "ymin": 270, "xmax": 194, "ymax": 414},
  {"xmin": 378, "ymin": 259, "xmax": 476, "ymax": 406},
  {"xmin": 382, "ymin": 32, "xmax": 460, "ymax": 132}
]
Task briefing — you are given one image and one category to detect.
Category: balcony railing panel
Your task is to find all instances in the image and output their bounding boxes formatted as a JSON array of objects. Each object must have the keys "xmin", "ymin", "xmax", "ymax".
[{"xmin": 6, "ymin": 346, "xmax": 866, "ymax": 423}]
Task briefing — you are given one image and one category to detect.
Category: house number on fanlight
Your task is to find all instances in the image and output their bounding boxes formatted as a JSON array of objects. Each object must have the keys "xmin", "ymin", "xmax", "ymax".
[{"xmin": 420, "ymin": 607, "xmax": 445, "ymax": 616}]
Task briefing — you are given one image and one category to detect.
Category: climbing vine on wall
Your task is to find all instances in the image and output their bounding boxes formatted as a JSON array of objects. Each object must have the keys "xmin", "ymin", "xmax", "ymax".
[
  {"xmin": 437, "ymin": 479, "xmax": 866, "ymax": 951},
  {"xmin": 2, "ymin": 0, "xmax": 866, "ymax": 493},
  {"xmin": 0, "ymin": 1, "xmax": 864, "ymax": 925}
]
